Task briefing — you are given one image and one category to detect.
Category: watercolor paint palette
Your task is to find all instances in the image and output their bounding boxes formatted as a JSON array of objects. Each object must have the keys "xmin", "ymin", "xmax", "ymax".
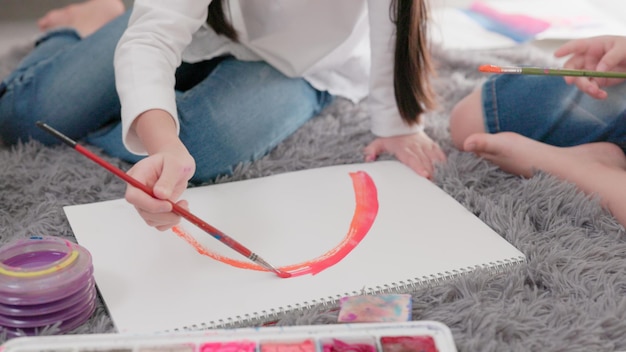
[{"xmin": 0, "ymin": 321, "xmax": 457, "ymax": 352}]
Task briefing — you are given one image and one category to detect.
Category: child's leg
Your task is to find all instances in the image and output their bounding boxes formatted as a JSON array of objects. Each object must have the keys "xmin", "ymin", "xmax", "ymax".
[
  {"xmin": 449, "ymin": 87, "xmax": 485, "ymax": 150},
  {"xmin": 176, "ymin": 58, "xmax": 333, "ymax": 183},
  {"xmin": 0, "ymin": 11, "xmax": 130, "ymax": 146},
  {"xmin": 449, "ymin": 74, "xmax": 626, "ymax": 227},
  {"xmin": 464, "ymin": 132, "xmax": 626, "ymax": 227},
  {"xmin": 84, "ymin": 57, "xmax": 234, "ymax": 164},
  {"xmin": 84, "ymin": 57, "xmax": 335, "ymax": 182},
  {"xmin": 449, "ymin": 75, "xmax": 626, "ymax": 151}
]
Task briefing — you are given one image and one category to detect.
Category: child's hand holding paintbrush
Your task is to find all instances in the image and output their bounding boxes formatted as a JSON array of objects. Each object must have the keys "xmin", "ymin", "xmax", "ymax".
[
  {"xmin": 124, "ymin": 141, "xmax": 196, "ymax": 231},
  {"xmin": 480, "ymin": 35, "xmax": 626, "ymax": 100},
  {"xmin": 37, "ymin": 122, "xmax": 291, "ymax": 278}
]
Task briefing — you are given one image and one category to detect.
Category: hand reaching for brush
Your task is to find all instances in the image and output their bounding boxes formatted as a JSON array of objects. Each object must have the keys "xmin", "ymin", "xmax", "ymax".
[{"xmin": 555, "ymin": 35, "xmax": 626, "ymax": 99}]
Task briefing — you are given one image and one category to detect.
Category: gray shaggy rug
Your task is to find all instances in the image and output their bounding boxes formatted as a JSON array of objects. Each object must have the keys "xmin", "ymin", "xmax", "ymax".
[{"xmin": 2, "ymin": 40, "xmax": 626, "ymax": 352}]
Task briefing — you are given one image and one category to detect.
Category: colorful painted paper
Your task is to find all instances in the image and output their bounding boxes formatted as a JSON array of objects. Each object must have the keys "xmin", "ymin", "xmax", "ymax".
[{"xmin": 462, "ymin": 0, "xmax": 626, "ymax": 43}]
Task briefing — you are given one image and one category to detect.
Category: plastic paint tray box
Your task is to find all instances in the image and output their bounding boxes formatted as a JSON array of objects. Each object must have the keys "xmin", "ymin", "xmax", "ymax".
[{"xmin": 0, "ymin": 321, "xmax": 458, "ymax": 352}]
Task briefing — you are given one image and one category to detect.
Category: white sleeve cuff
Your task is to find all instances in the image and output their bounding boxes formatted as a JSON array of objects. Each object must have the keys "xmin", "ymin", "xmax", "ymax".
[{"xmin": 120, "ymin": 88, "xmax": 180, "ymax": 155}]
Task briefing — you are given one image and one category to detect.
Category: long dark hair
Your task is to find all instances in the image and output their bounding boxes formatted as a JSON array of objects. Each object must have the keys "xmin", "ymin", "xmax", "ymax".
[
  {"xmin": 207, "ymin": 0, "xmax": 434, "ymax": 125},
  {"xmin": 206, "ymin": 1, "xmax": 238, "ymax": 42},
  {"xmin": 391, "ymin": 0, "xmax": 435, "ymax": 125}
]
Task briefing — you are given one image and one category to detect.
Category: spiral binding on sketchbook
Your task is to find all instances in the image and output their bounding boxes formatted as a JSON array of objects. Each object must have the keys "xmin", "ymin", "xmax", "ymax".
[{"xmin": 169, "ymin": 255, "xmax": 526, "ymax": 332}]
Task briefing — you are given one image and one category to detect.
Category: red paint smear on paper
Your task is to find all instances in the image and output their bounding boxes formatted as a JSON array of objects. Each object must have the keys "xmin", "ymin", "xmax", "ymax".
[{"xmin": 171, "ymin": 171, "xmax": 379, "ymax": 277}]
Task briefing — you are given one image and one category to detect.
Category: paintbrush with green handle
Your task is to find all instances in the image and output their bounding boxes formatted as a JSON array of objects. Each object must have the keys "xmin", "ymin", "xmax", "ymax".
[{"xmin": 479, "ymin": 64, "xmax": 626, "ymax": 79}]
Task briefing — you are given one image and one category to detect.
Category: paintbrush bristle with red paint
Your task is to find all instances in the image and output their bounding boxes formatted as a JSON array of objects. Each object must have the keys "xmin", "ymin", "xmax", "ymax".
[
  {"xmin": 479, "ymin": 64, "xmax": 626, "ymax": 79},
  {"xmin": 36, "ymin": 121, "xmax": 291, "ymax": 278}
]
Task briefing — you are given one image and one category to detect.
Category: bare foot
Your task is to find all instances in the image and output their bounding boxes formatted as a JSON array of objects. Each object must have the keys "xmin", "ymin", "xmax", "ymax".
[
  {"xmin": 37, "ymin": 0, "xmax": 125, "ymax": 38},
  {"xmin": 465, "ymin": 132, "xmax": 626, "ymax": 227},
  {"xmin": 463, "ymin": 132, "xmax": 626, "ymax": 178}
]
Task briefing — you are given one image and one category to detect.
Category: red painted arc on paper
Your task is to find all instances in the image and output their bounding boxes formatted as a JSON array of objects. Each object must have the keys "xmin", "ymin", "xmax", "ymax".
[{"xmin": 171, "ymin": 171, "xmax": 379, "ymax": 278}]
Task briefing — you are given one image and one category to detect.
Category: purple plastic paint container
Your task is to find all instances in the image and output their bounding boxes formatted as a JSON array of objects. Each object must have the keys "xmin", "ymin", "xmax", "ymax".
[{"xmin": 0, "ymin": 236, "xmax": 95, "ymax": 338}]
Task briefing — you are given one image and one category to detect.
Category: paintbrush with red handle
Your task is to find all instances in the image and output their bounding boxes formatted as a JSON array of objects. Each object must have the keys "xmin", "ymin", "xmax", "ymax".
[{"xmin": 36, "ymin": 121, "xmax": 291, "ymax": 278}]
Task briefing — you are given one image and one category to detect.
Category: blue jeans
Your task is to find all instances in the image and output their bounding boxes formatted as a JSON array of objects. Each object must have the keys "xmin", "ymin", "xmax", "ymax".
[
  {"xmin": 482, "ymin": 74, "xmax": 626, "ymax": 153},
  {"xmin": 0, "ymin": 11, "xmax": 333, "ymax": 183}
]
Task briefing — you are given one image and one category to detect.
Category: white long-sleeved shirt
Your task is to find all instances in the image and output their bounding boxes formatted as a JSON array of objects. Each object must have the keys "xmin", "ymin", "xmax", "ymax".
[{"xmin": 114, "ymin": 0, "xmax": 422, "ymax": 154}]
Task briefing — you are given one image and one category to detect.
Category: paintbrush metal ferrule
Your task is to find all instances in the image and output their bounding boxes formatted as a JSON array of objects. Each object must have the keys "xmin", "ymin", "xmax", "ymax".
[
  {"xmin": 498, "ymin": 66, "xmax": 523, "ymax": 74},
  {"xmin": 254, "ymin": 257, "xmax": 290, "ymax": 278}
]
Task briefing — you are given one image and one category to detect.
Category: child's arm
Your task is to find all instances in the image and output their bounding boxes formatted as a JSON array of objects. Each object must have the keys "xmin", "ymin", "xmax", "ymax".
[
  {"xmin": 114, "ymin": 0, "xmax": 208, "ymax": 230},
  {"xmin": 363, "ymin": 0, "xmax": 445, "ymax": 179},
  {"xmin": 114, "ymin": 0, "xmax": 210, "ymax": 155}
]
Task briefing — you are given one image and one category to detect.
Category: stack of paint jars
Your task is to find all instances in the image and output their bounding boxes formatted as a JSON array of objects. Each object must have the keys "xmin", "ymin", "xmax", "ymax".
[{"xmin": 0, "ymin": 236, "xmax": 96, "ymax": 337}]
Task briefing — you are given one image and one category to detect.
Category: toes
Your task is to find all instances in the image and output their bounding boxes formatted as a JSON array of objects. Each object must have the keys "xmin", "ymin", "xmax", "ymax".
[
  {"xmin": 463, "ymin": 133, "xmax": 489, "ymax": 153},
  {"xmin": 37, "ymin": 8, "xmax": 69, "ymax": 31}
]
